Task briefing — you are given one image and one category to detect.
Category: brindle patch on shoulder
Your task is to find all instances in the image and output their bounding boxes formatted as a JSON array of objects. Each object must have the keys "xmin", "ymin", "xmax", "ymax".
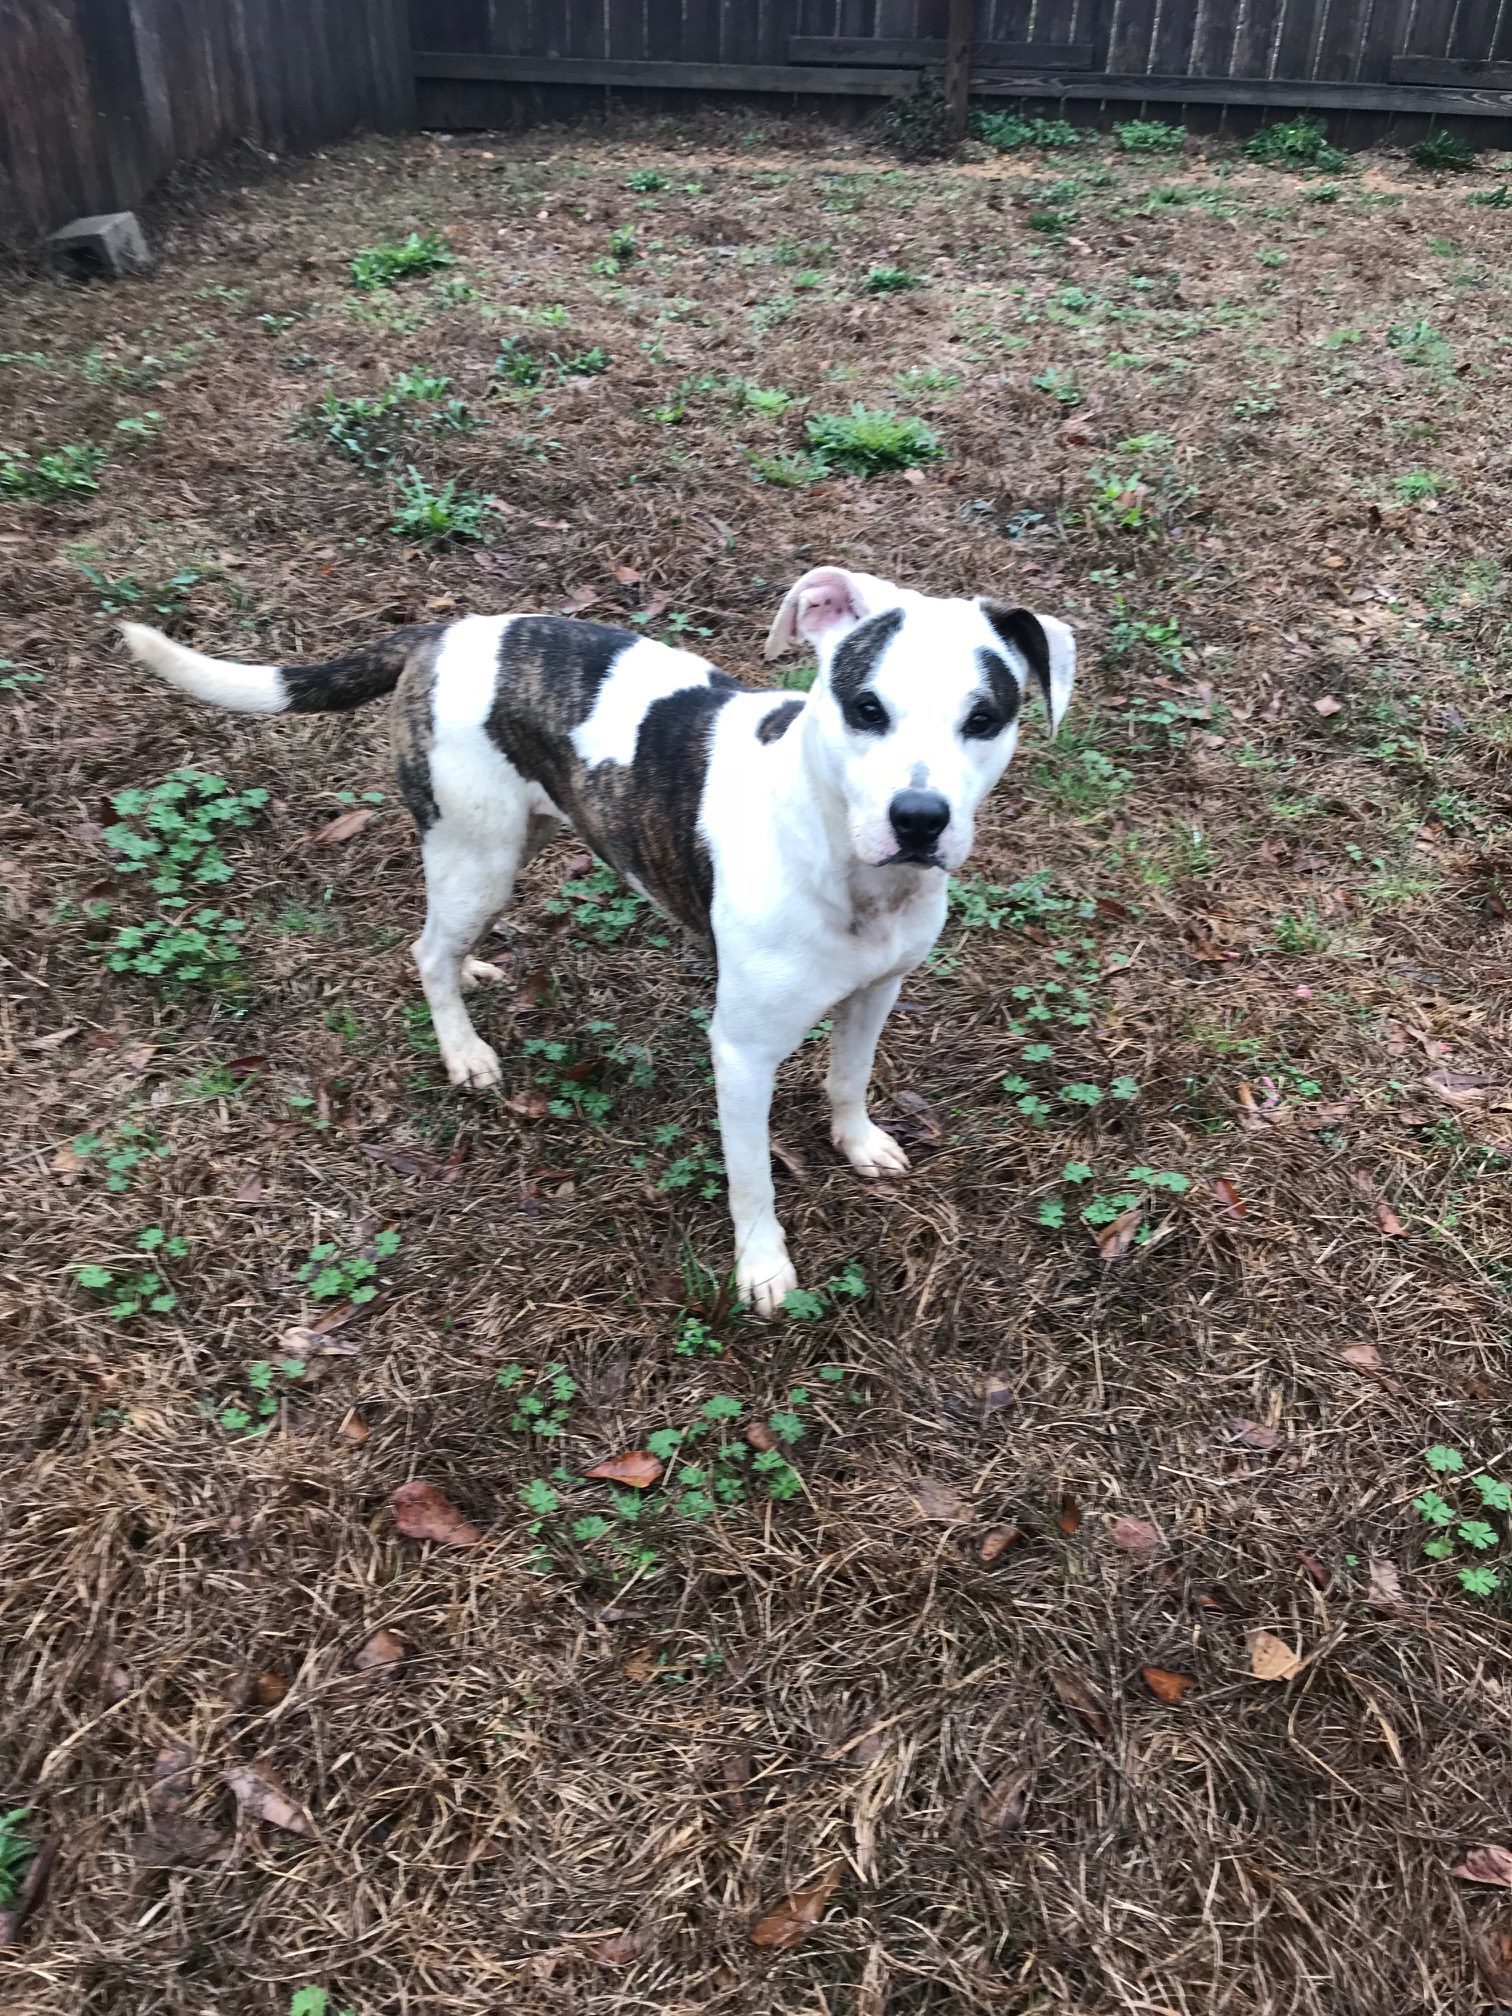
[
  {"xmin": 284, "ymin": 623, "xmax": 445, "ymax": 713},
  {"xmin": 391, "ymin": 634, "xmax": 446, "ymax": 833},
  {"xmin": 486, "ymin": 615, "xmax": 743, "ymax": 943},
  {"xmin": 756, "ymin": 698, "xmax": 804, "ymax": 744},
  {"xmin": 830, "ymin": 609, "xmax": 904, "ymax": 707}
]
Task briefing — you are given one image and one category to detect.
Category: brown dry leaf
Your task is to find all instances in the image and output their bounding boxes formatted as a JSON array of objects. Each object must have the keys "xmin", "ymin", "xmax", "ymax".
[
  {"xmin": 49, "ymin": 1143, "xmax": 87, "ymax": 1181},
  {"xmin": 613, "ymin": 563, "xmax": 642, "ymax": 586},
  {"xmin": 558, "ymin": 582, "xmax": 603, "ymax": 613},
  {"xmin": 1096, "ymin": 1204, "xmax": 1144, "ymax": 1262},
  {"xmin": 312, "ymin": 806, "xmax": 375, "ymax": 845},
  {"xmin": 1296, "ymin": 1548, "xmax": 1331, "ymax": 1591},
  {"xmin": 1475, "ymin": 1921, "xmax": 1512, "ymax": 2001},
  {"xmin": 912, "ymin": 1477, "xmax": 971, "ymax": 1523},
  {"xmin": 1340, "ymin": 1342, "xmax": 1382, "ymax": 1370},
  {"xmin": 583, "ymin": 1450, "xmax": 664, "ymax": 1489},
  {"xmin": 1313, "ymin": 694, "xmax": 1343, "ymax": 715},
  {"xmin": 979, "ymin": 1525, "xmax": 1023, "ymax": 1565},
  {"xmin": 390, "ymin": 1479, "xmax": 483, "ymax": 1548},
  {"xmin": 1375, "ymin": 1200, "xmax": 1406, "ymax": 1237},
  {"xmin": 234, "ymin": 1172, "xmax": 264, "ymax": 1204},
  {"xmin": 745, "ymin": 1420, "xmax": 777, "ymax": 1453},
  {"xmin": 749, "ymin": 1865, "xmax": 843, "ymax": 1951},
  {"xmin": 129, "ymin": 1812, "xmax": 228, "ymax": 1871},
  {"xmin": 720, "ymin": 1746, "xmax": 754, "ymax": 1816},
  {"xmin": 353, "ymin": 1627, "xmax": 406, "ymax": 1671},
  {"xmin": 1367, "ymin": 1559, "xmax": 1405, "ymax": 1611},
  {"xmin": 622, "ymin": 1647, "xmax": 659, "ymax": 1683},
  {"xmin": 593, "ymin": 1930, "xmax": 646, "ymax": 1967},
  {"xmin": 1058, "ymin": 413, "xmax": 1095, "ymax": 448},
  {"xmin": 638, "ymin": 588, "xmax": 672, "ymax": 622},
  {"xmin": 892, "ymin": 1087, "xmax": 943, "ymax": 1143},
  {"xmin": 1050, "ymin": 1669, "xmax": 1110, "ymax": 1737},
  {"xmin": 977, "ymin": 1372, "xmax": 1016, "ymax": 1414},
  {"xmin": 1213, "ymin": 1176, "xmax": 1247, "ymax": 1218},
  {"xmin": 278, "ymin": 1302, "xmax": 361, "ymax": 1366},
  {"xmin": 1454, "ymin": 1845, "xmax": 1512, "ymax": 1889},
  {"xmin": 1109, "ymin": 1515, "xmax": 1162, "ymax": 1562},
  {"xmin": 1057, "ymin": 1492, "xmax": 1082, "ymax": 1536},
  {"xmin": 979, "ymin": 1765, "xmax": 1033, "ymax": 1831},
  {"xmin": 254, "ymin": 1670, "xmax": 288, "ymax": 1706},
  {"xmin": 504, "ymin": 1088, "xmax": 550, "ymax": 1121},
  {"xmin": 1248, "ymin": 1630, "xmax": 1303, "ymax": 1682},
  {"xmin": 1142, "ymin": 1665, "xmax": 1195, "ymax": 1704},
  {"xmin": 769, "ymin": 1134, "xmax": 808, "ymax": 1179},
  {"xmin": 225, "ymin": 1762, "xmax": 314, "ymax": 1837},
  {"xmin": 149, "ymin": 1740, "xmax": 194, "ymax": 1815},
  {"xmin": 1228, "ymin": 1417, "xmax": 1282, "ymax": 1453}
]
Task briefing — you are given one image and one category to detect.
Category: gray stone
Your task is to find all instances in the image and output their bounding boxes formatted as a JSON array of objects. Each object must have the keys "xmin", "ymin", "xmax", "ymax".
[{"xmin": 47, "ymin": 211, "xmax": 152, "ymax": 279}]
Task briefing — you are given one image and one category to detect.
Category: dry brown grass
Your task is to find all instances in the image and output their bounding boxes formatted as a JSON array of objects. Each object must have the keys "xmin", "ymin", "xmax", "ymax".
[{"xmin": 4, "ymin": 112, "xmax": 1512, "ymax": 2016}]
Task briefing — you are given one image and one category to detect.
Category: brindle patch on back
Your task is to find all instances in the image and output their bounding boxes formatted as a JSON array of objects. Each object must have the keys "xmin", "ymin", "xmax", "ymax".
[
  {"xmin": 486, "ymin": 616, "xmax": 742, "ymax": 943},
  {"xmin": 756, "ymin": 698, "xmax": 803, "ymax": 744},
  {"xmin": 391, "ymin": 634, "xmax": 446, "ymax": 833},
  {"xmin": 284, "ymin": 624, "xmax": 445, "ymax": 713}
]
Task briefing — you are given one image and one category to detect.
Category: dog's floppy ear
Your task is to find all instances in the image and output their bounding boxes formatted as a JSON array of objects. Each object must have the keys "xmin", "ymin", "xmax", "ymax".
[
  {"xmin": 979, "ymin": 601, "xmax": 1076, "ymax": 738},
  {"xmin": 764, "ymin": 565, "xmax": 874, "ymax": 660}
]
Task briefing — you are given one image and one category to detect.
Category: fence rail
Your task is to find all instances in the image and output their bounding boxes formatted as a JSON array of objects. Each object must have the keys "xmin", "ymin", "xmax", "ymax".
[
  {"xmin": 0, "ymin": 0, "xmax": 412, "ymax": 246},
  {"xmin": 411, "ymin": 0, "xmax": 1512, "ymax": 129}
]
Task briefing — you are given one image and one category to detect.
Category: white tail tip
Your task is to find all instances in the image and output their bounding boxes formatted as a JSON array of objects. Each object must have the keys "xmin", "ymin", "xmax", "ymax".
[{"xmin": 119, "ymin": 622, "xmax": 288, "ymax": 714}]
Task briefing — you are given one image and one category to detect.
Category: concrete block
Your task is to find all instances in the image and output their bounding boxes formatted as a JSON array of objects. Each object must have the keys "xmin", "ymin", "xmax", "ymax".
[{"xmin": 47, "ymin": 211, "xmax": 152, "ymax": 278}]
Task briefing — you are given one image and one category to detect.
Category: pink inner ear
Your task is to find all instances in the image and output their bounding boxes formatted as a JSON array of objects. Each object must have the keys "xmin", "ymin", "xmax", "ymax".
[{"xmin": 797, "ymin": 575, "xmax": 858, "ymax": 640}]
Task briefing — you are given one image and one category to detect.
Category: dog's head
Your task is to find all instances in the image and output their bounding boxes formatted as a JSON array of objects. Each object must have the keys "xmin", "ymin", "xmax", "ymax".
[{"xmin": 765, "ymin": 566, "xmax": 1075, "ymax": 872}]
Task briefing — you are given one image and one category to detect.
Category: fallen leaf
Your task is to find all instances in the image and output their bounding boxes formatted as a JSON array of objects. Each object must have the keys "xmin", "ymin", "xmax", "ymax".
[
  {"xmin": 1095, "ymin": 1203, "xmax": 1144, "ymax": 1262},
  {"xmin": 979, "ymin": 1525, "xmax": 1023, "ymax": 1564},
  {"xmin": 1228, "ymin": 1417, "xmax": 1282, "ymax": 1453},
  {"xmin": 312, "ymin": 806, "xmax": 375, "ymax": 845},
  {"xmin": 1296, "ymin": 1548, "xmax": 1331, "ymax": 1590},
  {"xmin": 1213, "ymin": 1177, "xmax": 1247, "ymax": 1218},
  {"xmin": 1248, "ymin": 1630, "xmax": 1303, "ymax": 1682},
  {"xmin": 769, "ymin": 1134, "xmax": 808, "ymax": 1179},
  {"xmin": 391, "ymin": 1479, "xmax": 483, "ymax": 1548},
  {"xmin": 1340, "ymin": 1342, "xmax": 1382, "ymax": 1370},
  {"xmin": 0, "ymin": 1837, "xmax": 58, "ymax": 1944},
  {"xmin": 637, "ymin": 588, "xmax": 672, "ymax": 621},
  {"xmin": 593, "ymin": 1930, "xmax": 646, "ymax": 1966},
  {"xmin": 1142, "ymin": 1665, "xmax": 1195, "ymax": 1704},
  {"xmin": 129, "ymin": 1811, "xmax": 229, "ymax": 1870},
  {"xmin": 583, "ymin": 1450, "xmax": 664, "ymax": 1489},
  {"xmin": 745, "ymin": 1420, "xmax": 777, "ymax": 1453},
  {"xmin": 362, "ymin": 1140, "xmax": 468, "ymax": 1183},
  {"xmin": 900, "ymin": 465, "xmax": 926, "ymax": 486},
  {"xmin": 749, "ymin": 1865, "xmax": 843, "ymax": 1951},
  {"xmin": 979, "ymin": 1765, "xmax": 1033, "ymax": 1831},
  {"xmin": 622, "ymin": 1647, "xmax": 659, "ymax": 1682},
  {"xmin": 977, "ymin": 1372, "xmax": 1016, "ymax": 1414},
  {"xmin": 353, "ymin": 1627, "xmax": 406, "ymax": 1671},
  {"xmin": 1454, "ymin": 1845, "xmax": 1512, "ymax": 1889},
  {"xmin": 278, "ymin": 1302, "xmax": 361, "ymax": 1365},
  {"xmin": 1375, "ymin": 1200, "xmax": 1406, "ymax": 1237},
  {"xmin": 504, "ymin": 1088, "xmax": 550, "ymax": 1121},
  {"xmin": 1475, "ymin": 1920, "xmax": 1512, "ymax": 2001},
  {"xmin": 339, "ymin": 1410, "xmax": 370, "ymax": 1444},
  {"xmin": 912, "ymin": 1477, "xmax": 972, "ymax": 1523},
  {"xmin": 1058, "ymin": 413, "xmax": 1095, "ymax": 448},
  {"xmin": 49, "ymin": 1143, "xmax": 87, "ymax": 1181},
  {"xmin": 254, "ymin": 1670, "xmax": 288, "ymax": 1706},
  {"xmin": 559, "ymin": 582, "xmax": 603, "ymax": 613},
  {"xmin": 21, "ymin": 1026, "xmax": 79, "ymax": 1052},
  {"xmin": 225, "ymin": 1762, "xmax": 314, "ymax": 1837},
  {"xmin": 234, "ymin": 1172, "xmax": 264, "ymax": 1204},
  {"xmin": 149, "ymin": 1740, "xmax": 194, "ymax": 1815},
  {"xmin": 1109, "ymin": 1515, "xmax": 1162, "ymax": 1562},
  {"xmin": 892, "ymin": 1087, "xmax": 943, "ymax": 1143},
  {"xmin": 614, "ymin": 564, "xmax": 642, "ymax": 586},
  {"xmin": 1057, "ymin": 1492, "xmax": 1082, "ymax": 1536},
  {"xmin": 720, "ymin": 1746, "xmax": 754, "ymax": 1816},
  {"xmin": 1367, "ymin": 1559, "xmax": 1405, "ymax": 1611},
  {"xmin": 1424, "ymin": 1069, "xmax": 1500, "ymax": 1108},
  {"xmin": 1197, "ymin": 1586, "xmax": 1244, "ymax": 1615},
  {"xmin": 1313, "ymin": 695, "xmax": 1343, "ymax": 715},
  {"xmin": 516, "ymin": 964, "xmax": 552, "ymax": 1007},
  {"xmin": 1050, "ymin": 1669, "xmax": 1110, "ymax": 1738},
  {"xmin": 1321, "ymin": 554, "xmax": 1345, "ymax": 571}
]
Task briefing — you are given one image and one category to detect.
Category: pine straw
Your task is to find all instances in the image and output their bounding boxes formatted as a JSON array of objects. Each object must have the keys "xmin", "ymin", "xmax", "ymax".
[{"xmin": 3, "ymin": 115, "xmax": 1512, "ymax": 2015}]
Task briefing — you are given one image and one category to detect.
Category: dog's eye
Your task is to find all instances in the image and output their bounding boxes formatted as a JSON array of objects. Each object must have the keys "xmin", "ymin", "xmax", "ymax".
[
  {"xmin": 962, "ymin": 706, "xmax": 1001, "ymax": 739},
  {"xmin": 848, "ymin": 692, "xmax": 889, "ymax": 732}
]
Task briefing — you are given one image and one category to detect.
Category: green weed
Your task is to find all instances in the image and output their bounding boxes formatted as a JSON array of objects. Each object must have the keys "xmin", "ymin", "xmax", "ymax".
[
  {"xmin": 0, "ymin": 442, "xmax": 105, "ymax": 499},
  {"xmin": 0, "ymin": 1810, "xmax": 35, "ymax": 1909},
  {"xmin": 76, "ymin": 1228, "xmax": 188, "ymax": 1320},
  {"xmin": 1394, "ymin": 468, "xmax": 1443, "ymax": 502},
  {"xmin": 349, "ymin": 233, "xmax": 453, "ymax": 290},
  {"xmin": 388, "ymin": 467, "xmax": 492, "ymax": 541},
  {"xmin": 1115, "ymin": 120, "xmax": 1187, "ymax": 155},
  {"xmin": 0, "ymin": 657, "xmax": 42, "ymax": 694},
  {"xmin": 1411, "ymin": 131, "xmax": 1477, "ymax": 173},
  {"xmin": 104, "ymin": 769, "xmax": 267, "ymax": 896},
  {"xmin": 748, "ymin": 448, "xmax": 829, "ymax": 487},
  {"xmin": 863, "ymin": 265, "xmax": 923, "ymax": 294},
  {"xmin": 626, "ymin": 169, "xmax": 667, "ymax": 193},
  {"xmin": 1245, "ymin": 117, "xmax": 1344, "ymax": 172},
  {"xmin": 544, "ymin": 862, "xmax": 661, "ymax": 945},
  {"xmin": 972, "ymin": 111, "xmax": 1082, "ymax": 152},
  {"xmin": 218, "ymin": 1355, "xmax": 307, "ymax": 1438},
  {"xmin": 804, "ymin": 405, "xmax": 941, "ymax": 475},
  {"xmin": 68, "ymin": 1118, "xmax": 171, "ymax": 1193},
  {"xmin": 497, "ymin": 1361, "xmax": 579, "ymax": 1439},
  {"xmin": 780, "ymin": 1261, "xmax": 868, "ymax": 1322},
  {"xmin": 77, "ymin": 561, "xmax": 201, "ymax": 622},
  {"xmin": 296, "ymin": 1228, "xmax": 400, "ymax": 1305},
  {"xmin": 1415, "ymin": 1444, "xmax": 1509, "ymax": 1596},
  {"xmin": 1467, "ymin": 183, "xmax": 1511, "ymax": 208}
]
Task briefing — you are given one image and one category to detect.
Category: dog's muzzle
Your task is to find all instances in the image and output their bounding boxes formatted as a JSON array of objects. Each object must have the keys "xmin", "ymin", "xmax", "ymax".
[{"xmin": 887, "ymin": 789, "xmax": 950, "ymax": 866}]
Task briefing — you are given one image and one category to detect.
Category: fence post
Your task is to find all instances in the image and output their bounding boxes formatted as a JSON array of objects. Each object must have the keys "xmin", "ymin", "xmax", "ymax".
[{"xmin": 944, "ymin": 0, "xmax": 973, "ymax": 138}]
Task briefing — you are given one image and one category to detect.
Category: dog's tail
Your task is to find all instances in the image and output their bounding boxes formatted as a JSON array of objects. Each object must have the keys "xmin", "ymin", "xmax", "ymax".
[{"xmin": 119, "ymin": 621, "xmax": 444, "ymax": 716}]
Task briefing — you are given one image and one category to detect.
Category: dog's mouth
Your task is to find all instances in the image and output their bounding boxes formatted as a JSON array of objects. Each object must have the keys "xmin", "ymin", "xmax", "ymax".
[{"xmin": 884, "ymin": 848, "xmax": 945, "ymax": 869}]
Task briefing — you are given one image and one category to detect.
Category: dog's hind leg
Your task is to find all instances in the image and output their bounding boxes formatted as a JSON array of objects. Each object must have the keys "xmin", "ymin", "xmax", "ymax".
[
  {"xmin": 412, "ymin": 802, "xmax": 528, "ymax": 1092},
  {"xmin": 826, "ymin": 977, "xmax": 911, "ymax": 1179}
]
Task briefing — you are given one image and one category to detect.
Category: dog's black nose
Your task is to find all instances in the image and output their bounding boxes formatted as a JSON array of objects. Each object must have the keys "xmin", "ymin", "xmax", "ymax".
[{"xmin": 888, "ymin": 790, "xmax": 950, "ymax": 852}]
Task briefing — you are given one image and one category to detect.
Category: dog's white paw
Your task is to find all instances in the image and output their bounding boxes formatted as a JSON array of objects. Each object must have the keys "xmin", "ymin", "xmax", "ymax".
[
  {"xmin": 460, "ymin": 957, "xmax": 504, "ymax": 991},
  {"xmin": 737, "ymin": 1246, "xmax": 798, "ymax": 1320},
  {"xmin": 833, "ymin": 1121, "xmax": 911, "ymax": 1180},
  {"xmin": 444, "ymin": 1037, "xmax": 503, "ymax": 1093}
]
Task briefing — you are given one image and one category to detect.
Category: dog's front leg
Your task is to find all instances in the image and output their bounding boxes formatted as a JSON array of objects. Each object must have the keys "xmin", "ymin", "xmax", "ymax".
[
  {"xmin": 710, "ymin": 1012, "xmax": 798, "ymax": 1318},
  {"xmin": 827, "ymin": 976, "xmax": 910, "ymax": 1179}
]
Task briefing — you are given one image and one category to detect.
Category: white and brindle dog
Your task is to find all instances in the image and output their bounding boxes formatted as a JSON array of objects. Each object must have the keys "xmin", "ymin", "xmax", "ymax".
[{"xmin": 121, "ymin": 566, "xmax": 1074, "ymax": 1313}]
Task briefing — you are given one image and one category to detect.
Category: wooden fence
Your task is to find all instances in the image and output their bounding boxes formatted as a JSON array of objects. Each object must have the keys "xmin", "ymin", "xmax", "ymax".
[
  {"xmin": 412, "ymin": 0, "xmax": 1512, "ymax": 132},
  {"xmin": 0, "ymin": 0, "xmax": 413, "ymax": 246}
]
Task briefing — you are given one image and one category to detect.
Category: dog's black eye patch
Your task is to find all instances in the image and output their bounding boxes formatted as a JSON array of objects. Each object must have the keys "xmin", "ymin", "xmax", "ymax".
[
  {"xmin": 845, "ymin": 690, "xmax": 891, "ymax": 735},
  {"xmin": 964, "ymin": 650, "xmax": 1021, "ymax": 738}
]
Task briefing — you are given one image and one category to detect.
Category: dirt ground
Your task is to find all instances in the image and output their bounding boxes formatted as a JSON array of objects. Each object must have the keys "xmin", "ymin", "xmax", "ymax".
[{"xmin": 4, "ymin": 107, "xmax": 1512, "ymax": 2016}]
